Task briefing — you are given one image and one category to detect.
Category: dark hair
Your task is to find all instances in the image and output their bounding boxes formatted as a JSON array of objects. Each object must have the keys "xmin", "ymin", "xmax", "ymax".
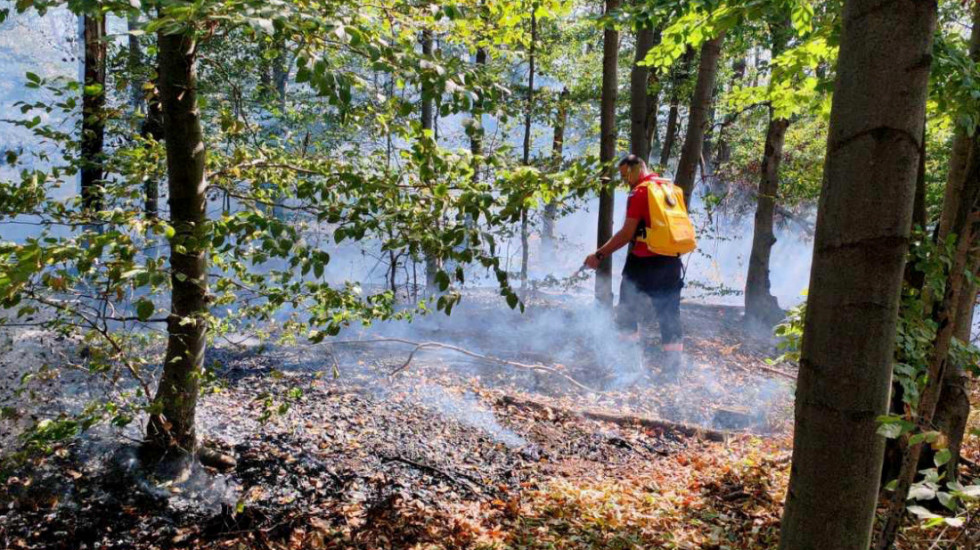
[{"xmin": 618, "ymin": 154, "xmax": 643, "ymax": 167}]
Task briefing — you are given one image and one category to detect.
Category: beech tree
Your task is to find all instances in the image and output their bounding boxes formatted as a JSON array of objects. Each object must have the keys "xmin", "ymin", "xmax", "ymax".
[
  {"xmin": 629, "ymin": 12, "xmax": 657, "ymax": 161},
  {"xmin": 81, "ymin": 12, "xmax": 106, "ymax": 215},
  {"xmin": 778, "ymin": 1, "xmax": 938, "ymax": 549},
  {"xmin": 744, "ymin": 17, "xmax": 792, "ymax": 327},
  {"xmin": 674, "ymin": 32, "xmax": 724, "ymax": 205},
  {"xmin": 595, "ymin": 0, "xmax": 619, "ymax": 305},
  {"xmin": 930, "ymin": 1, "xmax": 980, "ymax": 484}
]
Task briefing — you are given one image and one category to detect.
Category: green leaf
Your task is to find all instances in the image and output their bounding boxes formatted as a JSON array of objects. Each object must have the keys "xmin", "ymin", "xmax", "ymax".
[
  {"xmin": 135, "ymin": 299, "xmax": 154, "ymax": 322},
  {"xmin": 934, "ymin": 448, "xmax": 952, "ymax": 467},
  {"xmin": 907, "ymin": 505, "xmax": 940, "ymax": 519},
  {"xmin": 435, "ymin": 270, "xmax": 450, "ymax": 291},
  {"xmin": 909, "ymin": 431, "xmax": 940, "ymax": 445}
]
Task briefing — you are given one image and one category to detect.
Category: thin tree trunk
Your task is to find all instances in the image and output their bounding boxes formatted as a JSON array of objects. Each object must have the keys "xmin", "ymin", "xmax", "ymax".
[
  {"xmin": 144, "ymin": 22, "xmax": 210, "ymax": 461},
  {"xmin": 659, "ymin": 100, "xmax": 679, "ymax": 167},
  {"xmin": 596, "ymin": 0, "xmax": 620, "ymax": 305},
  {"xmin": 542, "ymin": 88, "xmax": 569, "ymax": 244},
  {"xmin": 630, "ymin": 25, "xmax": 655, "ymax": 161},
  {"xmin": 658, "ymin": 46, "xmax": 693, "ymax": 168},
  {"xmin": 520, "ymin": 12, "xmax": 537, "ymax": 289},
  {"xmin": 421, "ymin": 30, "xmax": 439, "ymax": 293},
  {"xmin": 744, "ymin": 110, "xmax": 789, "ymax": 326},
  {"xmin": 777, "ymin": 1, "xmax": 937, "ymax": 548},
  {"xmin": 876, "ymin": 131, "xmax": 979, "ymax": 550},
  {"xmin": 675, "ymin": 32, "xmax": 725, "ymax": 205},
  {"xmin": 127, "ymin": 13, "xmax": 144, "ymax": 112},
  {"xmin": 127, "ymin": 13, "xmax": 161, "ymax": 218},
  {"xmin": 744, "ymin": 19, "xmax": 791, "ymax": 327},
  {"xmin": 713, "ymin": 56, "xmax": 747, "ymax": 167},
  {"xmin": 644, "ymin": 72, "xmax": 660, "ymax": 164},
  {"xmin": 81, "ymin": 14, "xmax": 106, "ymax": 214},
  {"xmin": 470, "ymin": 47, "xmax": 487, "ymax": 184},
  {"xmin": 922, "ymin": 0, "xmax": 980, "ymax": 487}
]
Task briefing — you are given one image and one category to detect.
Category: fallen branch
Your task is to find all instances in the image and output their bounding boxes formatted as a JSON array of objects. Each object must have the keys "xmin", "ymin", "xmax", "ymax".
[
  {"xmin": 334, "ymin": 337, "xmax": 595, "ymax": 393},
  {"xmin": 721, "ymin": 358, "xmax": 797, "ymax": 382},
  {"xmin": 378, "ymin": 453, "xmax": 486, "ymax": 494},
  {"xmin": 498, "ymin": 395, "xmax": 731, "ymax": 442}
]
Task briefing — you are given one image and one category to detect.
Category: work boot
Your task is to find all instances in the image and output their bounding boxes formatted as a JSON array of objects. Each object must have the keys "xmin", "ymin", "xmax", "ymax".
[{"xmin": 658, "ymin": 350, "xmax": 686, "ymax": 382}]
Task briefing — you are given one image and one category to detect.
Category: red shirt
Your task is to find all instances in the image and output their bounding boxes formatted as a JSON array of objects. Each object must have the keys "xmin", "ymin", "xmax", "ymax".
[{"xmin": 626, "ymin": 173, "xmax": 660, "ymax": 257}]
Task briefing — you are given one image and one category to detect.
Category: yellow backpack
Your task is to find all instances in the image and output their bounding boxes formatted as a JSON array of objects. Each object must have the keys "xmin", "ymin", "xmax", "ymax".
[{"xmin": 635, "ymin": 177, "xmax": 697, "ymax": 256}]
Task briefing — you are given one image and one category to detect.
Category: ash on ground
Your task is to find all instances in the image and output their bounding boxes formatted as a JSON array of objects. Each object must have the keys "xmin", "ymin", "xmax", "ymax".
[{"xmin": 0, "ymin": 294, "xmax": 795, "ymax": 549}]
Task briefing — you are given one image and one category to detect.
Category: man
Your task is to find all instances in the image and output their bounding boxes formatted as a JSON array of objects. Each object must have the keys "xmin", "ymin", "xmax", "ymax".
[{"xmin": 584, "ymin": 154, "xmax": 688, "ymax": 377}]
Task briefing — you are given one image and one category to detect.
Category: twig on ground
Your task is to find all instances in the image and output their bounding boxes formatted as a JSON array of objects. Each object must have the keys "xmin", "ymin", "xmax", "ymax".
[
  {"xmin": 333, "ymin": 337, "xmax": 595, "ymax": 393},
  {"xmin": 498, "ymin": 394, "xmax": 733, "ymax": 442},
  {"xmin": 378, "ymin": 453, "xmax": 486, "ymax": 494},
  {"xmin": 718, "ymin": 358, "xmax": 797, "ymax": 382}
]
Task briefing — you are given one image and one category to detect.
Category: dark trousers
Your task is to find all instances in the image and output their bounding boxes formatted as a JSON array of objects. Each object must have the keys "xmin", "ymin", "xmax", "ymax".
[{"xmin": 615, "ymin": 254, "xmax": 684, "ymax": 345}]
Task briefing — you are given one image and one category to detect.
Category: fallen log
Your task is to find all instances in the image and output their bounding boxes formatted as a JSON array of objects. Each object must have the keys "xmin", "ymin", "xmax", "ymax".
[{"xmin": 498, "ymin": 395, "xmax": 731, "ymax": 442}]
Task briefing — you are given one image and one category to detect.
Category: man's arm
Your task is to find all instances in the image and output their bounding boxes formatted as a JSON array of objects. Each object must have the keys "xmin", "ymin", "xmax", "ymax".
[{"xmin": 584, "ymin": 217, "xmax": 640, "ymax": 268}]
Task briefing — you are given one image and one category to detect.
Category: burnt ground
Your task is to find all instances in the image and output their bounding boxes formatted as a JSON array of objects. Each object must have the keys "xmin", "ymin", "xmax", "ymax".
[{"xmin": 0, "ymin": 296, "xmax": 851, "ymax": 549}]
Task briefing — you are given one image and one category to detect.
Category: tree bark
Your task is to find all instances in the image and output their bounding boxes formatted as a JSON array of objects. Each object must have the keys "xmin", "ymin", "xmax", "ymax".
[
  {"xmin": 542, "ymin": 88, "xmax": 569, "ymax": 244},
  {"xmin": 777, "ymin": 1, "xmax": 937, "ymax": 548},
  {"xmin": 926, "ymin": 0, "xmax": 980, "ymax": 485},
  {"xmin": 144, "ymin": 23, "xmax": 210, "ymax": 460},
  {"xmin": 675, "ymin": 32, "xmax": 726, "ymax": 205},
  {"xmin": 659, "ymin": 100, "xmax": 679, "ymax": 167},
  {"xmin": 630, "ymin": 25, "xmax": 656, "ymax": 161},
  {"xmin": 272, "ymin": 33, "xmax": 289, "ymax": 113},
  {"xmin": 744, "ymin": 20, "xmax": 791, "ymax": 327},
  {"xmin": 126, "ymin": 13, "xmax": 161, "ymax": 218},
  {"xmin": 744, "ymin": 110, "xmax": 789, "ymax": 326},
  {"xmin": 127, "ymin": 13, "xmax": 145, "ymax": 112},
  {"xmin": 81, "ymin": 14, "xmax": 106, "ymax": 214},
  {"xmin": 658, "ymin": 46, "xmax": 694, "ymax": 168},
  {"xmin": 420, "ymin": 30, "xmax": 439, "ymax": 293},
  {"xmin": 877, "ymin": 123, "xmax": 978, "ymax": 550},
  {"xmin": 520, "ymin": 11, "xmax": 537, "ymax": 289},
  {"xmin": 470, "ymin": 47, "xmax": 487, "ymax": 184},
  {"xmin": 595, "ymin": 0, "xmax": 620, "ymax": 305}
]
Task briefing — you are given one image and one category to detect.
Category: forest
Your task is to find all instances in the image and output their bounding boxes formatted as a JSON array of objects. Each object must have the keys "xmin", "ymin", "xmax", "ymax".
[{"xmin": 0, "ymin": 0, "xmax": 979, "ymax": 548}]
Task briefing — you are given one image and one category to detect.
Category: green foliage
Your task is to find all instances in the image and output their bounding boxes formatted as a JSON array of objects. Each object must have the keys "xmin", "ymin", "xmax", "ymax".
[
  {"xmin": 770, "ymin": 293, "xmax": 805, "ymax": 364},
  {"xmin": 0, "ymin": 0, "xmax": 609, "ymax": 458}
]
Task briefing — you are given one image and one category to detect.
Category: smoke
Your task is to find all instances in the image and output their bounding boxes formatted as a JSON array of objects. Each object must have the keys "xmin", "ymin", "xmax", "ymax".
[{"xmin": 394, "ymin": 384, "xmax": 527, "ymax": 447}]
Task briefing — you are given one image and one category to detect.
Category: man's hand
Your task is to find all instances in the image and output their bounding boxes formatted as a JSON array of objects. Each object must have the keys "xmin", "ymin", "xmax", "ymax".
[{"xmin": 584, "ymin": 253, "xmax": 601, "ymax": 269}]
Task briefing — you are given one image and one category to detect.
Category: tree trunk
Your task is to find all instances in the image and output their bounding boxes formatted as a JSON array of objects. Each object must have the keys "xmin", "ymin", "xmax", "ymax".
[
  {"xmin": 420, "ymin": 30, "xmax": 439, "ymax": 293},
  {"xmin": 470, "ymin": 47, "xmax": 487, "ymax": 184},
  {"xmin": 272, "ymin": 34, "xmax": 289, "ymax": 112},
  {"xmin": 520, "ymin": 12, "xmax": 537, "ymax": 289},
  {"xmin": 926, "ymin": 0, "xmax": 980, "ymax": 486},
  {"xmin": 714, "ymin": 56, "xmax": 747, "ymax": 167},
  {"xmin": 542, "ymin": 88, "xmax": 569, "ymax": 244},
  {"xmin": 744, "ymin": 110, "xmax": 789, "ymax": 326},
  {"xmin": 675, "ymin": 32, "xmax": 725, "ymax": 205},
  {"xmin": 658, "ymin": 46, "xmax": 693, "ymax": 168},
  {"xmin": 777, "ymin": 1, "xmax": 937, "ymax": 548},
  {"xmin": 744, "ymin": 20, "xmax": 791, "ymax": 327},
  {"xmin": 81, "ymin": 14, "xmax": 106, "ymax": 214},
  {"xmin": 659, "ymin": 100, "xmax": 679, "ymax": 167},
  {"xmin": 877, "ymin": 123, "xmax": 978, "ymax": 550},
  {"xmin": 126, "ymin": 13, "xmax": 161, "ymax": 218},
  {"xmin": 595, "ymin": 0, "xmax": 620, "ymax": 305},
  {"xmin": 644, "ymin": 71, "xmax": 660, "ymax": 164},
  {"xmin": 127, "ymin": 13, "xmax": 144, "ymax": 112},
  {"xmin": 144, "ymin": 23, "xmax": 210, "ymax": 460},
  {"xmin": 630, "ymin": 25, "xmax": 655, "ymax": 161}
]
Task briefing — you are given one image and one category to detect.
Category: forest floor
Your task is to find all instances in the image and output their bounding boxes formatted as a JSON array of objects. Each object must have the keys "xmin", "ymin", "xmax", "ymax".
[{"xmin": 0, "ymin": 293, "xmax": 977, "ymax": 549}]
